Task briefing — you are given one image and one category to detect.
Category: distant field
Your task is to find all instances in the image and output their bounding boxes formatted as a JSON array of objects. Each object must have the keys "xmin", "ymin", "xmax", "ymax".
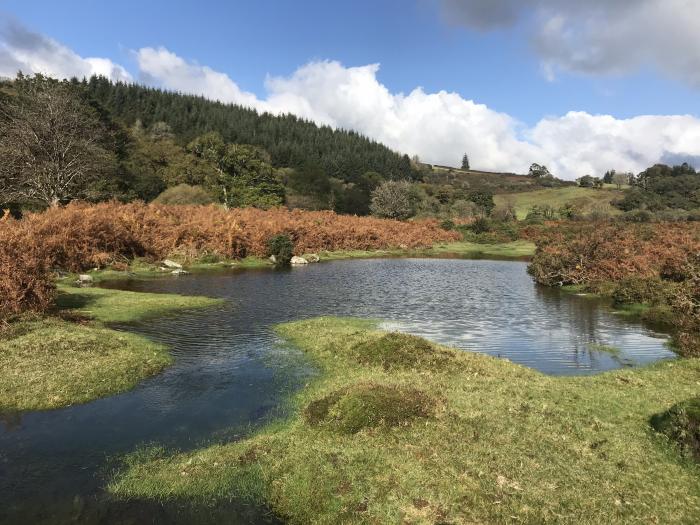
[{"xmin": 494, "ymin": 186, "xmax": 626, "ymax": 219}]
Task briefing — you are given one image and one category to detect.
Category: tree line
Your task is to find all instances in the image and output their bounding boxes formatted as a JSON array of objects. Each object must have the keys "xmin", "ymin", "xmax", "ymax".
[{"xmin": 0, "ymin": 74, "xmax": 418, "ymax": 214}]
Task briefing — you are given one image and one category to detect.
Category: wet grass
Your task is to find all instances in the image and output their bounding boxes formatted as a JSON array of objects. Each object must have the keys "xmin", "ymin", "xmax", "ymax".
[
  {"xmin": 0, "ymin": 286, "xmax": 222, "ymax": 411},
  {"xmin": 109, "ymin": 317, "xmax": 700, "ymax": 524}
]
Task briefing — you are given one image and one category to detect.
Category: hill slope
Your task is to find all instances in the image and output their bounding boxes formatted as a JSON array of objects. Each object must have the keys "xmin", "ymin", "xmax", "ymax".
[
  {"xmin": 82, "ymin": 76, "xmax": 416, "ymax": 182},
  {"xmin": 495, "ymin": 186, "xmax": 625, "ymax": 219}
]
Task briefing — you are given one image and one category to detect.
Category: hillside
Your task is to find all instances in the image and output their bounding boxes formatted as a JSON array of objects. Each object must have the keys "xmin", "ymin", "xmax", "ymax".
[
  {"xmin": 494, "ymin": 186, "xmax": 626, "ymax": 219},
  {"xmin": 422, "ymin": 164, "xmax": 575, "ymax": 194},
  {"xmin": 81, "ymin": 76, "xmax": 416, "ymax": 182}
]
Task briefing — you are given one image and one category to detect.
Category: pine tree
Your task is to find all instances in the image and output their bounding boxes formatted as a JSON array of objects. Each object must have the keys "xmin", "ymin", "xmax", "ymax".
[{"xmin": 461, "ymin": 153, "xmax": 470, "ymax": 170}]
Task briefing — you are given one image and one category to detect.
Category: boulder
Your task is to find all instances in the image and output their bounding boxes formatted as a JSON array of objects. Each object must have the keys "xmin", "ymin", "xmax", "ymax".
[
  {"xmin": 290, "ymin": 256, "xmax": 309, "ymax": 265},
  {"xmin": 269, "ymin": 254, "xmax": 277, "ymax": 264},
  {"xmin": 305, "ymin": 253, "xmax": 320, "ymax": 263},
  {"xmin": 163, "ymin": 259, "xmax": 183, "ymax": 269},
  {"xmin": 171, "ymin": 269, "xmax": 189, "ymax": 276},
  {"xmin": 76, "ymin": 274, "xmax": 93, "ymax": 286}
]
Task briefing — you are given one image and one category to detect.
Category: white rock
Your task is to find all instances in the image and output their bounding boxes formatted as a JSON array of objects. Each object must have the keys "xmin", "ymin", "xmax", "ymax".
[
  {"xmin": 163, "ymin": 259, "xmax": 183, "ymax": 269},
  {"xmin": 269, "ymin": 254, "xmax": 277, "ymax": 264},
  {"xmin": 290, "ymin": 256, "xmax": 309, "ymax": 265},
  {"xmin": 171, "ymin": 269, "xmax": 189, "ymax": 275},
  {"xmin": 77, "ymin": 274, "xmax": 93, "ymax": 283}
]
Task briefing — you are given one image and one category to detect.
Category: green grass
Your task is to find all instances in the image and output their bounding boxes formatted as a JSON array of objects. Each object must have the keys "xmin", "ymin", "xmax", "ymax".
[
  {"xmin": 495, "ymin": 186, "xmax": 626, "ymax": 219},
  {"xmin": 0, "ymin": 286, "xmax": 222, "ymax": 411},
  {"xmin": 317, "ymin": 240, "xmax": 535, "ymax": 262},
  {"xmin": 0, "ymin": 319, "xmax": 172, "ymax": 411},
  {"xmin": 109, "ymin": 317, "xmax": 700, "ymax": 524},
  {"xmin": 55, "ymin": 284, "xmax": 222, "ymax": 323}
]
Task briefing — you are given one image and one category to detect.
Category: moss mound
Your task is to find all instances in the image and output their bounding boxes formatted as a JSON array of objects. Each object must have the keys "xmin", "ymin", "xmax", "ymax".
[
  {"xmin": 351, "ymin": 332, "xmax": 454, "ymax": 371},
  {"xmin": 650, "ymin": 398, "xmax": 700, "ymax": 461},
  {"xmin": 303, "ymin": 383, "xmax": 435, "ymax": 434}
]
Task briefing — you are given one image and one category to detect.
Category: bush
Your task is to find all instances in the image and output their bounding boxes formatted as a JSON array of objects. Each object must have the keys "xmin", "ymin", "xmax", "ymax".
[
  {"xmin": 439, "ymin": 219, "xmax": 456, "ymax": 231},
  {"xmin": 470, "ymin": 217, "xmax": 491, "ymax": 234},
  {"xmin": 369, "ymin": 180, "xmax": 419, "ymax": 220},
  {"xmin": 266, "ymin": 234, "xmax": 294, "ymax": 266},
  {"xmin": 611, "ymin": 277, "xmax": 669, "ymax": 306},
  {"xmin": 0, "ymin": 223, "xmax": 55, "ymax": 322},
  {"xmin": 152, "ymin": 184, "xmax": 214, "ymax": 205}
]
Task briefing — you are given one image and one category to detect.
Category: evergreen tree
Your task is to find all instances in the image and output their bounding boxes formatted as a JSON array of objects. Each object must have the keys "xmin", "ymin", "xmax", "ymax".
[{"xmin": 461, "ymin": 153, "xmax": 470, "ymax": 170}]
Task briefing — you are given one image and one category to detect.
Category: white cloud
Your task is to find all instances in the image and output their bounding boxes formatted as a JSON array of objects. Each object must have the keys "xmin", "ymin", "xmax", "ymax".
[
  {"xmin": 0, "ymin": 18, "xmax": 131, "ymax": 81},
  {"xmin": 441, "ymin": 0, "xmax": 700, "ymax": 88},
  {"xmin": 135, "ymin": 47, "xmax": 259, "ymax": 108},
  {"xmin": 2, "ymin": 20, "xmax": 700, "ymax": 180}
]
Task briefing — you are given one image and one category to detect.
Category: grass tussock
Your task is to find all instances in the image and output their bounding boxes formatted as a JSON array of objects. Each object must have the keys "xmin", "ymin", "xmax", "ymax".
[
  {"xmin": 351, "ymin": 332, "xmax": 454, "ymax": 371},
  {"xmin": 303, "ymin": 383, "xmax": 436, "ymax": 434},
  {"xmin": 651, "ymin": 398, "xmax": 700, "ymax": 462},
  {"xmin": 109, "ymin": 317, "xmax": 700, "ymax": 524}
]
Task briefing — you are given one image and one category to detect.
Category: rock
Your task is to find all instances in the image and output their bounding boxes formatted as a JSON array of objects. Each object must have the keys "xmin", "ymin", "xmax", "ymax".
[
  {"xmin": 163, "ymin": 259, "xmax": 182, "ymax": 269},
  {"xmin": 305, "ymin": 253, "xmax": 320, "ymax": 263},
  {"xmin": 171, "ymin": 269, "xmax": 189, "ymax": 276},
  {"xmin": 76, "ymin": 274, "xmax": 93, "ymax": 286},
  {"xmin": 269, "ymin": 254, "xmax": 277, "ymax": 264},
  {"xmin": 290, "ymin": 256, "xmax": 309, "ymax": 265}
]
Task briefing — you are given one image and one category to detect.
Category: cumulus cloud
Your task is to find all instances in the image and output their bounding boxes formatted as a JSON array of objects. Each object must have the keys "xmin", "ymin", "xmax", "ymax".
[
  {"xmin": 441, "ymin": 0, "xmax": 700, "ymax": 88},
  {"xmin": 0, "ymin": 17, "xmax": 131, "ymax": 81},
  {"xmin": 135, "ymin": 47, "xmax": 259, "ymax": 108},
  {"xmin": 138, "ymin": 51, "xmax": 700, "ymax": 178},
  {"xmin": 2, "ymin": 19, "xmax": 699, "ymax": 179}
]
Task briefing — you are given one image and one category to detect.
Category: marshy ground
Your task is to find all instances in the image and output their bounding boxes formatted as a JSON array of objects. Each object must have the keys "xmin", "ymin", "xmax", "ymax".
[{"xmin": 110, "ymin": 317, "xmax": 700, "ymax": 524}]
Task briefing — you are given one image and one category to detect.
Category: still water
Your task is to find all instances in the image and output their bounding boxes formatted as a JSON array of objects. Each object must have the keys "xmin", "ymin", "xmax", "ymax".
[{"xmin": 0, "ymin": 259, "xmax": 675, "ymax": 524}]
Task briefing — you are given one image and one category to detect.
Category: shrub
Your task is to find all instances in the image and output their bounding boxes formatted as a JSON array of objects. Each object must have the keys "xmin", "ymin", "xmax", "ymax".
[
  {"xmin": 266, "ymin": 234, "xmax": 294, "ymax": 266},
  {"xmin": 303, "ymin": 383, "xmax": 435, "ymax": 434},
  {"xmin": 611, "ymin": 277, "xmax": 670, "ymax": 306},
  {"xmin": 470, "ymin": 217, "xmax": 491, "ymax": 234},
  {"xmin": 369, "ymin": 180, "xmax": 419, "ymax": 220},
  {"xmin": 439, "ymin": 219, "xmax": 456, "ymax": 231},
  {"xmin": 0, "ymin": 222, "xmax": 55, "ymax": 322},
  {"xmin": 152, "ymin": 184, "xmax": 214, "ymax": 205}
]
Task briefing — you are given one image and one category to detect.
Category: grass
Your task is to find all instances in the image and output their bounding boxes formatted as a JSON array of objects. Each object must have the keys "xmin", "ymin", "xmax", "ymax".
[
  {"xmin": 316, "ymin": 240, "xmax": 535, "ymax": 262},
  {"xmin": 109, "ymin": 317, "xmax": 700, "ymax": 524},
  {"xmin": 0, "ymin": 285, "xmax": 222, "ymax": 411},
  {"xmin": 495, "ymin": 186, "xmax": 625, "ymax": 219}
]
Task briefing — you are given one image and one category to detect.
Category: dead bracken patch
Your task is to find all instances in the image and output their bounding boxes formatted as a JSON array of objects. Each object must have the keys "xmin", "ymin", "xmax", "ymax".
[
  {"xmin": 651, "ymin": 397, "xmax": 700, "ymax": 462},
  {"xmin": 351, "ymin": 332, "xmax": 455, "ymax": 371},
  {"xmin": 303, "ymin": 383, "xmax": 436, "ymax": 434}
]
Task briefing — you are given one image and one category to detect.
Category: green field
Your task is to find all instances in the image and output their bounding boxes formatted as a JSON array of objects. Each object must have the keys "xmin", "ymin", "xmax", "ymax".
[
  {"xmin": 495, "ymin": 186, "xmax": 626, "ymax": 219},
  {"xmin": 110, "ymin": 317, "xmax": 700, "ymax": 524}
]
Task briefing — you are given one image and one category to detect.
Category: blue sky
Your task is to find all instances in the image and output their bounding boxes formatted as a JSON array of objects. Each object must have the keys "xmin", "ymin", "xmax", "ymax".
[{"xmin": 1, "ymin": 0, "xmax": 699, "ymax": 178}]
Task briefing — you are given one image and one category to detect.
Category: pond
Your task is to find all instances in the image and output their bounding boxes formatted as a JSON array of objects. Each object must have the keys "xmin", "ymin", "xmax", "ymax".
[{"xmin": 0, "ymin": 258, "xmax": 676, "ymax": 524}]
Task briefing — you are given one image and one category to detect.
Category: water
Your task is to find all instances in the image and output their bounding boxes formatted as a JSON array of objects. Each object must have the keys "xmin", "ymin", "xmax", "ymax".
[{"xmin": 0, "ymin": 259, "xmax": 675, "ymax": 524}]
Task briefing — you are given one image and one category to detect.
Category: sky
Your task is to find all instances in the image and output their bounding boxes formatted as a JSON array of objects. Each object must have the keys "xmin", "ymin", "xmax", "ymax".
[{"xmin": 1, "ymin": 0, "xmax": 699, "ymax": 179}]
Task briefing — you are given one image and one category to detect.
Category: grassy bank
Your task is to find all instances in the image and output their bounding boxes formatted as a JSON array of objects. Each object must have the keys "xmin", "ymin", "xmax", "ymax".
[
  {"xmin": 83, "ymin": 240, "xmax": 537, "ymax": 283},
  {"xmin": 495, "ymin": 186, "xmax": 624, "ymax": 219},
  {"xmin": 0, "ymin": 286, "xmax": 221, "ymax": 411},
  {"xmin": 110, "ymin": 317, "xmax": 700, "ymax": 524}
]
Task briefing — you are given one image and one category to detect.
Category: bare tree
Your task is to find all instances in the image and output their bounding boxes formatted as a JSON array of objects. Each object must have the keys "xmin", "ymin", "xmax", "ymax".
[{"xmin": 0, "ymin": 74, "xmax": 115, "ymax": 207}]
